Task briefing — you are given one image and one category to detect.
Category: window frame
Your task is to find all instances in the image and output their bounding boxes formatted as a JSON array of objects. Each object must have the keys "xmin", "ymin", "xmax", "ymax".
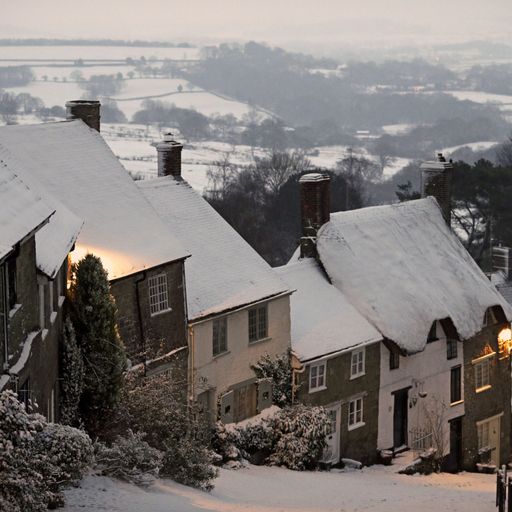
[
  {"xmin": 248, "ymin": 304, "xmax": 268, "ymax": 343},
  {"xmin": 309, "ymin": 360, "xmax": 327, "ymax": 392},
  {"xmin": 389, "ymin": 350, "xmax": 400, "ymax": 370},
  {"xmin": 450, "ymin": 365, "xmax": 462, "ymax": 404},
  {"xmin": 148, "ymin": 272, "xmax": 170, "ymax": 316},
  {"xmin": 474, "ymin": 356, "xmax": 492, "ymax": 392},
  {"xmin": 447, "ymin": 338, "xmax": 458, "ymax": 360},
  {"xmin": 348, "ymin": 397, "xmax": 364, "ymax": 430},
  {"xmin": 350, "ymin": 348, "xmax": 365, "ymax": 379},
  {"xmin": 212, "ymin": 316, "xmax": 228, "ymax": 357}
]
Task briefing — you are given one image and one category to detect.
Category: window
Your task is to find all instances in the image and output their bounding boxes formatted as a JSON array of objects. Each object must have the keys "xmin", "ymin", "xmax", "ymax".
[
  {"xmin": 450, "ymin": 366, "xmax": 462, "ymax": 404},
  {"xmin": 427, "ymin": 322, "xmax": 438, "ymax": 343},
  {"xmin": 350, "ymin": 348, "xmax": 365, "ymax": 378},
  {"xmin": 212, "ymin": 316, "xmax": 228, "ymax": 356},
  {"xmin": 474, "ymin": 357, "xmax": 492, "ymax": 391},
  {"xmin": 248, "ymin": 304, "xmax": 267, "ymax": 343},
  {"xmin": 6, "ymin": 257, "xmax": 16, "ymax": 310},
  {"xmin": 477, "ymin": 421, "xmax": 490, "ymax": 451},
  {"xmin": 309, "ymin": 361, "xmax": 326, "ymax": 392},
  {"xmin": 390, "ymin": 350, "xmax": 400, "ymax": 370},
  {"xmin": 148, "ymin": 273, "xmax": 169, "ymax": 315},
  {"xmin": 447, "ymin": 338, "xmax": 458, "ymax": 360},
  {"xmin": 18, "ymin": 378, "xmax": 31, "ymax": 411},
  {"xmin": 348, "ymin": 397, "xmax": 364, "ymax": 429}
]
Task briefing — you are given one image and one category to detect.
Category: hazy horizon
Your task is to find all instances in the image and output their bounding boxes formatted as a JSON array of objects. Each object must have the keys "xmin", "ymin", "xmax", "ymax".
[{"xmin": 2, "ymin": 0, "xmax": 511, "ymax": 54}]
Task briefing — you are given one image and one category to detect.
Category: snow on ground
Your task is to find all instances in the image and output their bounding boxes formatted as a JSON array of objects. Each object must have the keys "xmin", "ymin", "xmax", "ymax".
[
  {"xmin": 28, "ymin": 65, "xmax": 136, "ymax": 81},
  {"xmin": 443, "ymin": 90, "xmax": 512, "ymax": 109},
  {"xmin": 0, "ymin": 45, "xmax": 201, "ymax": 62},
  {"xmin": 111, "ymin": 78, "xmax": 193, "ymax": 99},
  {"xmin": 4, "ymin": 81, "xmax": 85, "ymax": 107},
  {"xmin": 442, "ymin": 140, "xmax": 499, "ymax": 155},
  {"xmin": 381, "ymin": 123, "xmax": 416, "ymax": 135},
  {"xmin": 64, "ymin": 456, "xmax": 497, "ymax": 512}
]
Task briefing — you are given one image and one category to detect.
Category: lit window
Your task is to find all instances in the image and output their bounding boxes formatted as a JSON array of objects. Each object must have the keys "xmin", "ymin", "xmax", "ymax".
[
  {"xmin": 148, "ymin": 273, "xmax": 169, "ymax": 315},
  {"xmin": 447, "ymin": 338, "xmax": 458, "ymax": 360},
  {"xmin": 309, "ymin": 361, "xmax": 326, "ymax": 392},
  {"xmin": 212, "ymin": 316, "xmax": 228, "ymax": 356},
  {"xmin": 350, "ymin": 348, "xmax": 365, "ymax": 378},
  {"xmin": 348, "ymin": 397, "xmax": 364, "ymax": 429},
  {"xmin": 248, "ymin": 304, "xmax": 268, "ymax": 343},
  {"xmin": 450, "ymin": 366, "xmax": 462, "ymax": 404},
  {"xmin": 474, "ymin": 357, "xmax": 492, "ymax": 391}
]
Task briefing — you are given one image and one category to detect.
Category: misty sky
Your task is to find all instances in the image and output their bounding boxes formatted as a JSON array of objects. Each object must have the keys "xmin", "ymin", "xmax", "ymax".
[{"xmin": 2, "ymin": 0, "xmax": 511, "ymax": 49}]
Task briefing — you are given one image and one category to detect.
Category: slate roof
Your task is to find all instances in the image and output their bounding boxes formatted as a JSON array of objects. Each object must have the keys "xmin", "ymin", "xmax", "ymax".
[
  {"xmin": 137, "ymin": 176, "xmax": 290, "ymax": 320},
  {"xmin": 276, "ymin": 259, "xmax": 381, "ymax": 361},
  {"xmin": 0, "ymin": 121, "xmax": 188, "ymax": 280}
]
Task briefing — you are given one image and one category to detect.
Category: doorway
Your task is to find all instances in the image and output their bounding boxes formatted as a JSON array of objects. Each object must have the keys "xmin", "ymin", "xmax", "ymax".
[
  {"xmin": 393, "ymin": 388, "xmax": 409, "ymax": 449},
  {"xmin": 322, "ymin": 403, "xmax": 341, "ymax": 464}
]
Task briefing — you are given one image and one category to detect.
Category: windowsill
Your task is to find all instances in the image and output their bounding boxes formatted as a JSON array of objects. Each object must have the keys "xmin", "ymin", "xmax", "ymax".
[
  {"xmin": 41, "ymin": 328, "xmax": 49, "ymax": 340},
  {"xmin": 150, "ymin": 307, "xmax": 172, "ymax": 318},
  {"xmin": 249, "ymin": 336, "xmax": 272, "ymax": 345},
  {"xmin": 450, "ymin": 399, "xmax": 464, "ymax": 407},
  {"xmin": 476, "ymin": 384, "xmax": 492, "ymax": 394},
  {"xmin": 472, "ymin": 352, "xmax": 495, "ymax": 364},
  {"xmin": 390, "ymin": 367, "xmax": 400, "ymax": 371},
  {"xmin": 309, "ymin": 385, "xmax": 327, "ymax": 394},
  {"xmin": 212, "ymin": 350, "xmax": 230, "ymax": 360},
  {"xmin": 350, "ymin": 372, "xmax": 365, "ymax": 380},
  {"xmin": 50, "ymin": 311, "xmax": 57, "ymax": 325},
  {"xmin": 9, "ymin": 303, "xmax": 21, "ymax": 319},
  {"xmin": 58, "ymin": 296, "xmax": 65, "ymax": 308},
  {"xmin": 348, "ymin": 421, "xmax": 365, "ymax": 431}
]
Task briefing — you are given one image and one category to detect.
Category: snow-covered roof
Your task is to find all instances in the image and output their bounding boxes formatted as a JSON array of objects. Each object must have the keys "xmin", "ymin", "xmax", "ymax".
[
  {"xmin": 316, "ymin": 197, "xmax": 512, "ymax": 354},
  {"xmin": 0, "ymin": 161, "xmax": 54, "ymax": 261},
  {"xmin": 137, "ymin": 176, "xmax": 290, "ymax": 320},
  {"xmin": 0, "ymin": 121, "xmax": 189, "ymax": 279},
  {"xmin": 276, "ymin": 259, "xmax": 381, "ymax": 361}
]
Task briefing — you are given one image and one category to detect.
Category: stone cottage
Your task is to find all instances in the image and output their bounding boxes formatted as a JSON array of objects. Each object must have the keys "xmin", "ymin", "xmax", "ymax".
[
  {"xmin": 137, "ymin": 135, "xmax": 292, "ymax": 422},
  {"xmin": 0, "ymin": 101, "xmax": 190, "ymax": 376},
  {"xmin": 280, "ymin": 162, "xmax": 512, "ymax": 470}
]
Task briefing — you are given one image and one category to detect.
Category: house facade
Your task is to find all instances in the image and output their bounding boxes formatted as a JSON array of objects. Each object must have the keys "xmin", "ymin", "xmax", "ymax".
[
  {"xmin": 0, "ymin": 103, "xmax": 190, "ymax": 377},
  {"xmin": 281, "ymin": 164, "xmax": 511, "ymax": 470},
  {"xmin": 138, "ymin": 136, "xmax": 292, "ymax": 422},
  {"xmin": 0, "ymin": 159, "xmax": 82, "ymax": 421}
]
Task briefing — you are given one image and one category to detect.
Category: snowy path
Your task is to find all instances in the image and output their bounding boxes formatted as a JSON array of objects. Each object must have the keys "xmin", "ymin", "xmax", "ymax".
[{"xmin": 64, "ymin": 459, "xmax": 497, "ymax": 512}]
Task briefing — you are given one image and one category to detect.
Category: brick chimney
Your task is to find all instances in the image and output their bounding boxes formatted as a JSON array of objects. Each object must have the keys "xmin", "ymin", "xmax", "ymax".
[
  {"xmin": 420, "ymin": 153, "xmax": 453, "ymax": 225},
  {"xmin": 156, "ymin": 133, "xmax": 183, "ymax": 178},
  {"xmin": 299, "ymin": 173, "xmax": 330, "ymax": 258},
  {"xmin": 66, "ymin": 100, "xmax": 101, "ymax": 132}
]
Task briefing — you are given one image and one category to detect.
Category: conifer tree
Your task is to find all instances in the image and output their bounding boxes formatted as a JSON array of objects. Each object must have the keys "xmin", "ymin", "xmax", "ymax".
[{"xmin": 68, "ymin": 254, "xmax": 126, "ymax": 436}]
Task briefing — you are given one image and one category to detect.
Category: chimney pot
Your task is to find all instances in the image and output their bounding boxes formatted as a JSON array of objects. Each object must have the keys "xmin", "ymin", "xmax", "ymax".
[
  {"xmin": 420, "ymin": 156, "xmax": 453, "ymax": 225},
  {"xmin": 299, "ymin": 172, "xmax": 330, "ymax": 258},
  {"xmin": 156, "ymin": 134, "xmax": 183, "ymax": 178},
  {"xmin": 66, "ymin": 100, "xmax": 101, "ymax": 132}
]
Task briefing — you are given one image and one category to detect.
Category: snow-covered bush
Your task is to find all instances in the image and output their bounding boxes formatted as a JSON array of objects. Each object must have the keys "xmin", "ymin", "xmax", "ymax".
[
  {"xmin": 95, "ymin": 430, "xmax": 163, "ymax": 487},
  {"xmin": 251, "ymin": 351, "xmax": 293, "ymax": 407},
  {"xmin": 161, "ymin": 442, "xmax": 218, "ymax": 491},
  {"xmin": 59, "ymin": 317, "xmax": 84, "ymax": 426},
  {"xmin": 114, "ymin": 371, "xmax": 218, "ymax": 490},
  {"xmin": 0, "ymin": 390, "xmax": 93, "ymax": 511}
]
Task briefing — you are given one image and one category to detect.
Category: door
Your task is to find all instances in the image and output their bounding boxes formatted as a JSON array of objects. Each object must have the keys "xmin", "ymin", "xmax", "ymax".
[
  {"xmin": 443, "ymin": 417, "xmax": 462, "ymax": 472},
  {"xmin": 477, "ymin": 414, "xmax": 502, "ymax": 467},
  {"xmin": 322, "ymin": 404, "xmax": 341, "ymax": 464},
  {"xmin": 393, "ymin": 389, "xmax": 409, "ymax": 449},
  {"xmin": 488, "ymin": 416, "xmax": 501, "ymax": 467}
]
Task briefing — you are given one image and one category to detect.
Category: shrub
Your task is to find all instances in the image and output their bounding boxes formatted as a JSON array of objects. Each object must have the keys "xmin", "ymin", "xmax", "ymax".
[
  {"xmin": 0, "ymin": 391, "xmax": 92, "ymax": 511},
  {"xmin": 95, "ymin": 430, "xmax": 163, "ymax": 487},
  {"xmin": 251, "ymin": 352, "xmax": 293, "ymax": 407}
]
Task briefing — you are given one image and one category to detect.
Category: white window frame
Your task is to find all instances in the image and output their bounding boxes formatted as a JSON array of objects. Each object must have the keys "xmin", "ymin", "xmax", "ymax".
[
  {"xmin": 477, "ymin": 420, "xmax": 490, "ymax": 451},
  {"xmin": 212, "ymin": 316, "xmax": 228, "ymax": 357},
  {"xmin": 350, "ymin": 348, "xmax": 365, "ymax": 379},
  {"xmin": 248, "ymin": 304, "xmax": 268, "ymax": 343},
  {"xmin": 309, "ymin": 360, "xmax": 327, "ymax": 392},
  {"xmin": 148, "ymin": 273, "xmax": 170, "ymax": 316},
  {"xmin": 348, "ymin": 397, "xmax": 364, "ymax": 430},
  {"xmin": 473, "ymin": 355, "xmax": 492, "ymax": 392}
]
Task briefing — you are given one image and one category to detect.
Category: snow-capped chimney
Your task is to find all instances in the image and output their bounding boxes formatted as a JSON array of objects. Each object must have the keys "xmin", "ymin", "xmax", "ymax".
[
  {"xmin": 420, "ymin": 153, "xmax": 453, "ymax": 225},
  {"xmin": 299, "ymin": 173, "xmax": 330, "ymax": 258},
  {"xmin": 66, "ymin": 100, "xmax": 101, "ymax": 132},
  {"xmin": 156, "ymin": 133, "xmax": 183, "ymax": 178}
]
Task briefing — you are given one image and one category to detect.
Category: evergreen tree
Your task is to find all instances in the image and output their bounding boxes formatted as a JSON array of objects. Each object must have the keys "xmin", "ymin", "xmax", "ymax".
[
  {"xmin": 59, "ymin": 317, "xmax": 84, "ymax": 426},
  {"xmin": 68, "ymin": 254, "xmax": 126, "ymax": 437}
]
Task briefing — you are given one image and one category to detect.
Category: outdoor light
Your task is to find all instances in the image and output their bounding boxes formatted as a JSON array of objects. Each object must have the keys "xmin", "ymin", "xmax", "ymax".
[{"xmin": 498, "ymin": 326, "xmax": 512, "ymax": 354}]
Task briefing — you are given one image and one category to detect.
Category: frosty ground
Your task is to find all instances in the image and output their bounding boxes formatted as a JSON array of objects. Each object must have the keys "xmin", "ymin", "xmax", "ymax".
[{"xmin": 63, "ymin": 453, "xmax": 496, "ymax": 512}]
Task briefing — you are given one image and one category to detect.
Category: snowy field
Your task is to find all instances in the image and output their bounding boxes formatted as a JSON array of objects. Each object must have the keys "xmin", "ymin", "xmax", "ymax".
[
  {"xmin": 28, "ymin": 65, "xmax": 136, "ymax": 81},
  {"xmin": 63, "ymin": 458, "xmax": 497, "ymax": 512},
  {"xmin": 0, "ymin": 45, "xmax": 201, "ymax": 62},
  {"xmin": 442, "ymin": 140, "xmax": 499, "ymax": 155},
  {"xmin": 4, "ymin": 81, "xmax": 85, "ymax": 107}
]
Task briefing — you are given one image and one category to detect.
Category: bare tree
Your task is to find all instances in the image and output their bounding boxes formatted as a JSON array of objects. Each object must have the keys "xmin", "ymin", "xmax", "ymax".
[
  {"xmin": 205, "ymin": 148, "xmax": 237, "ymax": 200},
  {"xmin": 496, "ymin": 134, "xmax": 512, "ymax": 168},
  {"xmin": 420, "ymin": 396, "xmax": 447, "ymax": 472}
]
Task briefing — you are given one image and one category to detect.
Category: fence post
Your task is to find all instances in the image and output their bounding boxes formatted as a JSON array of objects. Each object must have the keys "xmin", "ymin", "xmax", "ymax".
[
  {"xmin": 508, "ymin": 479, "xmax": 512, "ymax": 512},
  {"xmin": 498, "ymin": 471, "xmax": 502, "ymax": 507}
]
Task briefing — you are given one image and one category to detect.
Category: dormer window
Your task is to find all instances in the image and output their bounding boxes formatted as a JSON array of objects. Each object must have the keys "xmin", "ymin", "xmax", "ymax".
[{"xmin": 427, "ymin": 322, "xmax": 438, "ymax": 343}]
